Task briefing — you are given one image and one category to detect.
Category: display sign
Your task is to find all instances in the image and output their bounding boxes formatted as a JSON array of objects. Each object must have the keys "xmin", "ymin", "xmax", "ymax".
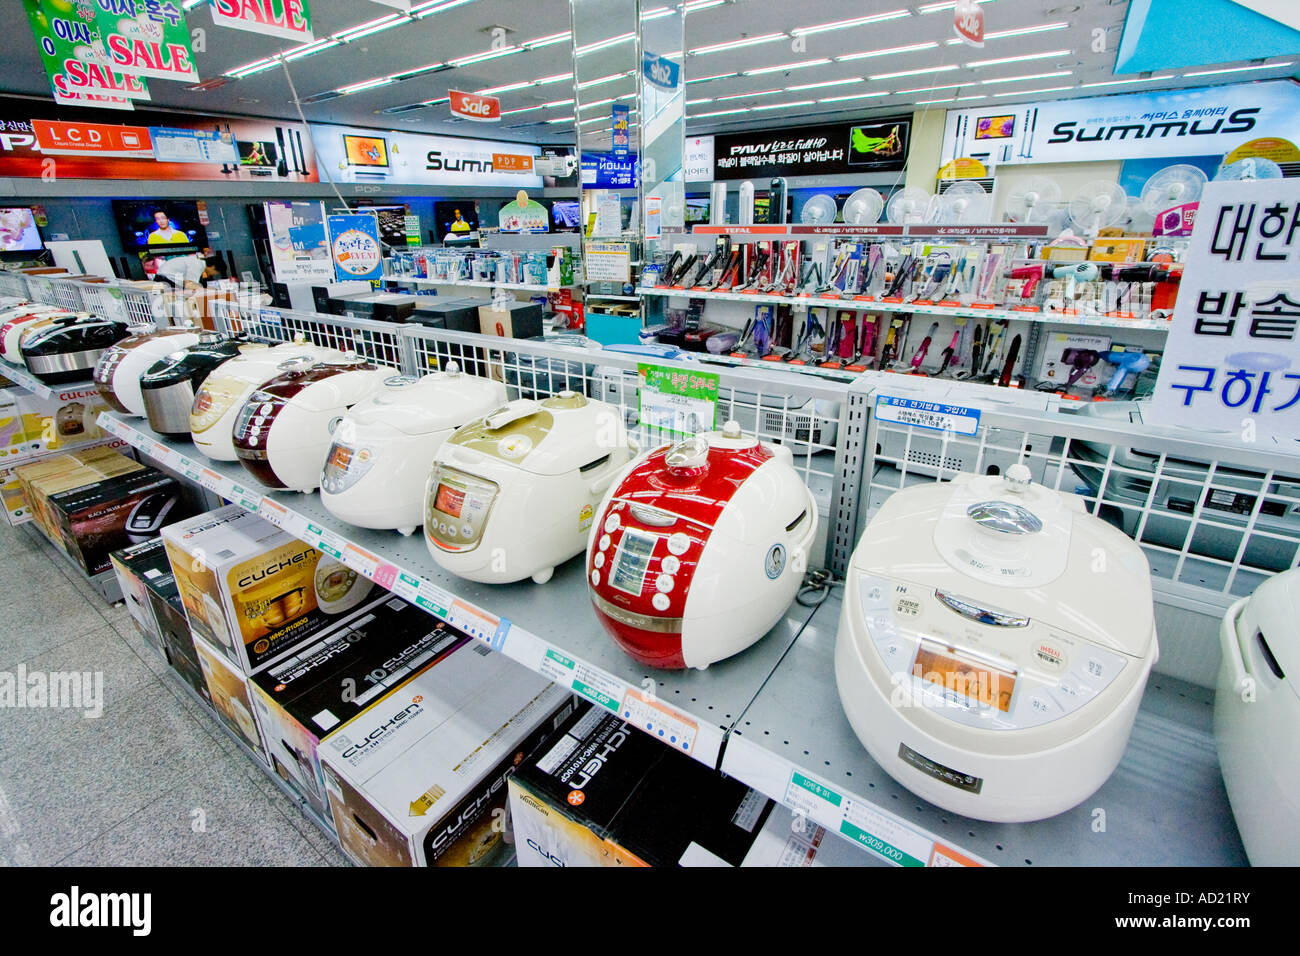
[
  {"xmin": 95, "ymin": 1, "xmax": 199, "ymax": 83},
  {"xmin": 1148, "ymin": 179, "xmax": 1300, "ymax": 450},
  {"xmin": 942, "ymin": 79, "xmax": 1300, "ymax": 170},
  {"xmin": 584, "ymin": 242, "xmax": 631, "ymax": 283},
  {"xmin": 491, "ymin": 152, "xmax": 532, "ymax": 172},
  {"xmin": 875, "ymin": 395, "xmax": 981, "ymax": 437},
  {"xmin": 712, "ymin": 117, "xmax": 911, "ymax": 180},
  {"xmin": 953, "ymin": 0, "xmax": 985, "ymax": 47},
  {"xmin": 1225, "ymin": 136, "xmax": 1300, "ymax": 165},
  {"xmin": 581, "ymin": 152, "xmax": 638, "ymax": 189},
  {"xmin": 684, "ymin": 134, "xmax": 714, "ymax": 182},
  {"xmin": 24, "ymin": 0, "xmax": 149, "ymax": 109},
  {"xmin": 211, "ymin": 0, "xmax": 313, "ymax": 43},
  {"xmin": 637, "ymin": 364, "xmax": 718, "ymax": 438},
  {"xmin": 33, "ymin": 119, "xmax": 152, "ymax": 157},
  {"xmin": 265, "ymin": 200, "xmax": 333, "ymax": 283},
  {"xmin": 642, "ymin": 50, "xmax": 679, "ymax": 91},
  {"xmin": 449, "ymin": 89, "xmax": 501, "ymax": 122},
  {"xmin": 938, "ymin": 157, "xmax": 989, "ymax": 179},
  {"xmin": 1152, "ymin": 201, "xmax": 1199, "ymax": 237},
  {"xmin": 497, "ymin": 191, "xmax": 548, "ymax": 233},
  {"xmin": 149, "ymin": 126, "xmax": 238, "ymax": 164},
  {"xmin": 403, "ymin": 214, "xmax": 420, "ymax": 245},
  {"xmin": 611, "ymin": 104, "xmax": 630, "ymax": 158},
  {"xmin": 311, "ymin": 122, "xmax": 541, "ymax": 187},
  {"xmin": 328, "ymin": 213, "xmax": 383, "ymax": 282}
]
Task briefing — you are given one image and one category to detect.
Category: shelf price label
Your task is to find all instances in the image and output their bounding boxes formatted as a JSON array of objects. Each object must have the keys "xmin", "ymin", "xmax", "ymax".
[
  {"xmin": 620, "ymin": 687, "xmax": 698, "ymax": 754},
  {"xmin": 449, "ymin": 598, "xmax": 509, "ymax": 651},
  {"xmin": 414, "ymin": 580, "xmax": 448, "ymax": 618},
  {"xmin": 392, "ymin": 571, "xmax": 421, "ymax": 602},
  {"xmin": 538, "ymin": 648, "xmax": 624, "ymax": 715}
]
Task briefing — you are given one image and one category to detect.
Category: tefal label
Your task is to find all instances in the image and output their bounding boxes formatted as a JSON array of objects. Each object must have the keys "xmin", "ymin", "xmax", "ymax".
[{"xmin": 449, "ymin": 90, "xmax": 501, "ymax": 122}]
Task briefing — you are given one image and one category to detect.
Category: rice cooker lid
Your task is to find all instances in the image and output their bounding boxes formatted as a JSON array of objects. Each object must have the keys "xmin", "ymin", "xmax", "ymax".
[
  {"xmin": 1239, "ymin": 569, "xmax": 1300, "ymax": 692},
  {"xmin": 253, "ymin": 355, "xmax": 379, "ymax": 412},
  {"xmin": 140, "ymin": 334, "xmax": 251, "ymax": 388},
  {"xmin": 211, "ymin": 339, "xmax": 341, "ymax": 384},
  {"xmin": 447, "ymin": 391, "xmax": 622, "ymax": 476},
  {"xmin": 348, "ymin": 361, "xmax": 503, "ymax": 435},
  {"xmin": 22, "ymin": 313, "xmax": 128, "ymax": 355},
  {"xmin": 856, "ymin": 465, "xmax": 1154, "ymax": 657}
]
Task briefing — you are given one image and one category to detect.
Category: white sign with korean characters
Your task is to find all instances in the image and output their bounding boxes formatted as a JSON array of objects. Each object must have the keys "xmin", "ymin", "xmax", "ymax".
[{"xmin": 1148, "ymin": 179, "xmax": 1300, "ymax": 453}]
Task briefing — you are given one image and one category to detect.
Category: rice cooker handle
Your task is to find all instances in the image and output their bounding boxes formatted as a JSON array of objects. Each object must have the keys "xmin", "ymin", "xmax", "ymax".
[
  {"xmin": 786, "ymin": 483, "xmax": 820, "ymax": 572},
  {"xmin": 484, "ymin": 400, "xmax": 540, "ymax": 430},
  {"xmin": 1218, "ymin": 595, "xmax": 1253, "ymax": 693}
]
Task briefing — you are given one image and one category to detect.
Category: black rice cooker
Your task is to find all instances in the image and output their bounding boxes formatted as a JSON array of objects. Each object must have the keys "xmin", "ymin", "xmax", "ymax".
[
  {"xmin": 20, "ymin": 313, "xmax": 130, "ymax": 385},
  {"xmin": 139, "ymin": 333, "xmax": 255, "ymax": 439}
]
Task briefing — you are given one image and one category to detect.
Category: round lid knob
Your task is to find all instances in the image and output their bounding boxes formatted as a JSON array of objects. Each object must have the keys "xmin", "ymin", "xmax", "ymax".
[
  {"xmin": 444, "ymin": 360, "xmax": 461, "ymax": 376},
  {"xmin": 665, "ymin": 435, "xmax": 709, "ymax": 473},
  {"xmin": 1004, "ymin": 463, "xmax": 1033, "ymax": 493},
  {"xmin": 721, "ymin": 419, "xmax": 742, "ymax": 439}
]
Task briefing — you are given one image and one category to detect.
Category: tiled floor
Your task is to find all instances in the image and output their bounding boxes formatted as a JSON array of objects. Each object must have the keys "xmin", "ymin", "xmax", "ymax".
[{"xmin": 0, "ymin": 518, "xmax": 350, "ymax": 866}]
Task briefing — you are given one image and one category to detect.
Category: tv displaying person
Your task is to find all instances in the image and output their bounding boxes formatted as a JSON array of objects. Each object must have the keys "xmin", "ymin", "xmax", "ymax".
[
  {"xmin": 449, "ymin": 208, "xmax": 471, "ymax": 233},
  {"xmin": 147, "ymin": 210, "xmax": 189, "ymax": 245}
]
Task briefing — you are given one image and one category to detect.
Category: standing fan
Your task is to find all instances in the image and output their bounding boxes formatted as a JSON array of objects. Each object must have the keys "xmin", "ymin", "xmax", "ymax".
[
  {"xmin": 1215, "ymin": 157, "xmax": 1284, "ymax": 181},
  {"xmin": 1140, "ymin": 164, "xmax": 1208, "ymax": 214},
  {"xmin": 1120, "ymin": 196, "xmax": 1156, "ymax": 234},
  {"xmin": 1067, "ymin": 180, "xmax": 1128, "ymax": 234},
  {"xmin": 885, "ymin": 187, "xmax": 933, "ymax": 225},
  {"xmin": 937, "ymin": 181, "xmax": 992, "ymax": 224},
  {"xmin": 800, "ymin": 194, "xmax": 837, "ymax": 224},
  {"xmin": 842, "ymin": 187, "xmax": 884, "ymax": 225},
  {"xmin": 1004, "ymin": 176, "xmax": 1062, "ymax": 223}
]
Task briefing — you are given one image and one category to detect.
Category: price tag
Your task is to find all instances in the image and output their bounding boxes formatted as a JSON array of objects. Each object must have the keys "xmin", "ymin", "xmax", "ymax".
[
  {"xmin": 619, "ymin": 687, "xmax": 698, "ymax": 754},
  {"xmin": 391, "ymin": 571, "xmax": 421, "ymax": 602},
  {"xmin": 414, "ymin": 580, "xmax": 449, "ymax": 618}
]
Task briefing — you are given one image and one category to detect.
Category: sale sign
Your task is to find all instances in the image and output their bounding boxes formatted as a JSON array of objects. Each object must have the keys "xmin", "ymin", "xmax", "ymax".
[
  {"xmin": 449, "ymin": 90, "xmax": 500, "ymax": 122},
  {"xmin": 24, "ymin": 0, "xmax": 148, "ymax": 109},
  {"xmin": 33, "ymin": 119, "xmax": 153, "ymax": 156},
  {"xmin": 96, "ymin": 0, "xmax": 199, "ymax": 83},
  {"xmin": 953, "ymin": 0, "xmax": 985, "ymax": 48},
  {"xmin": 211, "ymin": 0, "xmax": 313, "ymax": 44}
]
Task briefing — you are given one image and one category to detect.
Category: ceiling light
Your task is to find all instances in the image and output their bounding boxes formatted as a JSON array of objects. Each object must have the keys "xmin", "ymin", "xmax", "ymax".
[
  {"xmin": 390, "ymin": 63, "xmax": 449, "ymax": 81},
  {"xmin": 182, "ymin": 0, "xmax": 204, "ymax": 8},
  {"xmin": 543, "ymin": 98, "xmax": 575, "ymax": 107},
  {"xmin": 1182, "ymin": 61, "xmax": 1294, "ymax": 77},
  {"xmin": 338, "ymin": 77, "xmax": 393, "ymax": 95},
  {"xmin": 691, "ymin": 107, "xmax": 753, "ymax": 118},
  {"xmin": 334, "ymin": 14, "xmax": 407, "ymax": 43},
  {"xmin": 578, "ymin": 72, "xmax": 628, "ymax": 89},
  {"xmin": 686, "ymin": 97, "xmax": 713, "ymax": 104},
  {"xmin": 955, "ymin": 94, "xmax": 989, "ymax": 100},
  {"xmin": 819, "ymin": 91, "xmax": 889, "ymax": 103},
  {"xmin": 579, "ymin": 96, "xmax": 617, "ymax": 110},
  {"xmin": 576, "ymin": 32, "xmax": 635, "ymax": 55},
  {"xmin": 895, "ymin": 82, "xmax": 963, "ymax": 93},
  {"xmin": 411, "ymin": 0, "xmax": 478, "ymax": 17},
  {"xmin": 1080, "ymin": 75, "xmax": 1172, "ymax": 88},
  {"xmin": 979, "ymin": 70, "xmax": 1073, "ymax": 85},
  {"xmin": 282, "ymin": 39, "xmax": 341, "ymax": 62},
  {"xmin": 992, "ymin": 85, "xmax": 1073, "ymax": 96},
  {"xmin": 502, "ymin": 105, "xmax": 545, "ymax": 116},
  {"xmin": 914, "ymin": 97, "xmax": 960, "ymax": 104},
  {"xmin": 966, "ymin": 50, "xmax": 1072, "ymax": 68},
  {"xmin": 689, "ymin": 33, "xmax": 786, "ymax": 56},
  {"xmin": 476, "ymin": 81, "xmax": 531, "ymax": 95},
  {"xmin": 745, "ymin": 58, "xmax": 831, "ymax": 76},
  {"xmin": 787, "ymin": 77, "xmax": 862, "ymax": 91},
  {"xmin": 752, "ymin": 99, "xmax": 814, "ymax": 111},
  {"xmin": 422, "ymin": 96, "xmax": 450, "ymax": 106},
  {"xmin": 578, "ymin": 116, "xmax": 610, "ymax": 125},
  {"xmin": 917, "ymin": 0, "xmax": 992, "ymax": 12},
  {"xmin": 687, "ymin": 71, "xmax": 739, "ymax": 83},
  {"xmin": 449, "ymin": 46, "xmax": 521, "ymax": 67},
  {"xmin": 545, "ymin": 116, "xmax": 576, "ymax": 124},
  {"xmin": 945, "ymin": 22, "xmax": 1068, "ymax": 45},
  {"xmin": 683, "ymin": 0, "xmax": 726, "ymax": 11},
  {"xmin": 792, "ymin": 10, "xmax": 910, "ymax": 36},
  {"xmin": 716, "ymin": 88, "xmax": 782, "ymax": 101},
  {"xmin": 534, "ymin": 72, "xmax": 573, "ymax": 85},
  {"xmin": 870, "ymin": 64, "xmax": 959, "ymax": 80},
  {"xmin": 641, "ymin": 6, "xmax": 673, "ymax": 20},
  {"xmin": 836, "ymin": 41, "xmax": 939, "ymax": 62},
  {"xmin": 228, "ymin": 59, "xmax": 279, "ymax": 79},
  {"xmin": 524, "ymin": 31, "xmax": 571, "ymax": 49}
]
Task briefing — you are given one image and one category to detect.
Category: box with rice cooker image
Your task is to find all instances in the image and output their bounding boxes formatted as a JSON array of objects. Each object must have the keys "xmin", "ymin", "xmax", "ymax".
[
  {"xmin": 109, "ymin": 538, "xmax": 175, "ymax": 660},
  {"xmin": 193, "ymin": 633, "xmax": 268, "ymax": 763},
  {"xmin": 509, "ymin": 704, "xmax": 874, "ymax": 867},
  {"xmin": 162, "ymin": 505, "xmax": 376, "ymax": 675},
  {"xmin": 13, "ymin": 385, "xmax": 114, "ymax": 456},
  {"xmin": 248, "ymin": 594, "xmax": 473, "ymax": 826},
  {"xmin": 318, "ymin": 650, "xmax": 573, "ymax": 867},
  {"xmin": 142, "ymin": 555, "xmax": 211, "ymax": 706}
]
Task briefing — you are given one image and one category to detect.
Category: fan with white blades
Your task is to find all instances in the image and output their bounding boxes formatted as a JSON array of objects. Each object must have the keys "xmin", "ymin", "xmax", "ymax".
[
  {"xmin": 842, "ymin": 187, "xmax": 884, "ymax": 225},
  {"xmin": 1215, "ymin": 157, "xmax": 1284, "ymax": 181},
  {"xmin": 1004, "ymin": 176, "xmax": 1062, "ymax": 223},
  {"xmin": 886, "ymin": 186, "xmax": 933, "ymax": 225},
  {"xmin": 1068, "ymin": 180, "xmax": 1128, "ymax": 235},
  {"xmin": 1120, "ymin": 195, "xmax": 1156, "ymax": 234},
  {"xmin": 800, "ymin": 193, "xmax": 837, "ymax": 225},
  {"xmin": 1140, "ymin": 164, "xmax": 1208, "ymax": 215},
  {"xmin": 937, "ymin": 181, "xmax": 992, "ymax": 224}
]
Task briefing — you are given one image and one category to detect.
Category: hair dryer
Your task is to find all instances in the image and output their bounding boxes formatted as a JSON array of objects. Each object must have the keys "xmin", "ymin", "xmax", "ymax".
[{"xmin": 1103, "ymin": 349, "xmax": 1150, "ymax": 395}]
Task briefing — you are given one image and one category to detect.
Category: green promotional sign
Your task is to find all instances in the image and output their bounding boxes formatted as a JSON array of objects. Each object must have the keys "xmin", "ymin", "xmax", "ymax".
[
  {"xmin": 25, "ymin": 0, "xmax": 150, "ymax": 108},
  {"xmin": 94, "ymin": 0, "xmax": 198, "ymax": 83},
  {"xmin": 636, "ymin": 364, "xmax": 719, "ymax": 438}
]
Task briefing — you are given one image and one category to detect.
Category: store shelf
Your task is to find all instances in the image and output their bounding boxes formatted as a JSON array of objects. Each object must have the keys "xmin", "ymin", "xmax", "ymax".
[
  {"xmin": 0, "ymin": 360, "xmax": 98, "ymax": 402},
  {"xmin": 723, "ymin": 588, "xmax": 1247, "ymax": 867},
  {"xmin": 380, "ymin": 276, "xmax": 572, "ymax": 293},
  {"xmin": 638, "ymin": 286, "xmax": 1173, "ymax": 332}
]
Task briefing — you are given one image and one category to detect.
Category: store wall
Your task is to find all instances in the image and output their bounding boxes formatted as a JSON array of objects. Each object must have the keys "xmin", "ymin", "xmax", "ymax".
[
  {"xmin": 990, "ymin": 160, "xmax": 1124, "ymax": 221},
  {"xmin": 904, "ymin": 108, "xmax": 949, "ymax": 192}
]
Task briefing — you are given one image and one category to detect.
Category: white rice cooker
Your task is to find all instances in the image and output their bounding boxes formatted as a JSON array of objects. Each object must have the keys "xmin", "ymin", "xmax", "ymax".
[
  {"xmin": 313, "ymin": 557, "xmax": 375, "ymax": 615},
  {"xmin": 190, "ymin": 338, "xmax": 345, "ymax": 461},
  {"xmin": 425, "ymin": 392, "xmax": 634, "ymax": 584},
  {"xmin": 93, "ymin": 327, "xmax": 204, "ymax": 417},
  {"xmin": 232, "ymin": 355, "xmax": 389, "ymax": 493},
  {"xmin": 319, "ymin": 362, "xmax": 506, "ymax": 535},
  {"xmin": 834, "ymin": 464, "xmax": 1159, "ymax": 823},
  {"xmin": 1215, "ymin": 568, "xmax": 1299, "ymax": 866},
  {"xmin": 588, "ymin": 422, "xmax": 819, "ymax": 670},
  {"xmin": 0, "ymin": 306, "xmax": 69, "ymax": 363}
]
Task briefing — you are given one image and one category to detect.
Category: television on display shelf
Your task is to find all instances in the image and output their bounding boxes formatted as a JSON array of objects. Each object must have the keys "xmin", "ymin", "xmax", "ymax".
[
  {"xmin": 434, "ymin": 200, "xmax": 479, "ymax": 242},
  {"xmin": 111, "ymin": 200, "xmax": 208, "ymax": 254},
  {"xmin": 551, "ymin": 200, "xmax": 581, "ymax": 231},
  {"xmin": 684, "ymin": 198, "xmax": 710, "ymax": 225},
  {"xmin": 238, "ymin": 140, "xmax": 280, "ymax": 173},
  {"xmin": 0, "ymin": 207, "xmax": 42, "ymax": 253}
]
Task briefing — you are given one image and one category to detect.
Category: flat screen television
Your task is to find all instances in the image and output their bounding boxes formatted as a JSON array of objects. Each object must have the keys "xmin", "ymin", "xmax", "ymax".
[
  {"xmin": 684, "ymin": 198, "xmax": 710, "ymax": 225},
  {"xmin": 434, "ymin": 201, "xmax": 479, "ymax": 242},
  {"xmin": 112, "ymin": 200, "xmax": 208, "ymax": 254},
  {"xmin": 551, "ymin": 200, "xmax": 581, "ymax": 231},
  {"xmin": 343, "ymin": 134, "xmax": 389, "ymax": 168},
  {"xmin": 0, "ymin": 207, "xmax": 42, "ymax": 253},
  {"xmin": 238, "ymin": 140, "xmax": 278, "ymax": 169}
]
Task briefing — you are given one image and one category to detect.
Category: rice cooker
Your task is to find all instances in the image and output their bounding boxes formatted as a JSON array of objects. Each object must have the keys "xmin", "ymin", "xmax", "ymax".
[
  {"xmin": 834, "ymin": 464, "xmax": 1159, "ymax": 822},
  {"xmin": 0, "ymin": 306, "xmax": 71, "ymax": 363},
  {"xmin": 232, "ymin": 355, "xmax": 390, "ymax": 493},
  {"xmin": 1214, "ymin": 568, "xmax": 1299, "ymax": 866},
  {"xmin": 21, "ymin": 313, "xmax": 130, "ymax": 385},
  {"xmin": 425, "ymin": 392, "xmax": 634, "ymax": 584},
  {"xmin": 93, "ymin": 327, "xmax": 204, "ymax": 417},
  {"xmin": 588, "ymin": 421, "xmax": 819, "ymax": 670},
  {"xmin": 319, "ymin": 361, "xmax": 507, "ymax": 535},
  {"xmin": 139, "ymin": 333, "xmax": 255, "ymax": 439},
  {"xmin": 190, "ymin": 338, "xmax": 346, "ymax": 461}
]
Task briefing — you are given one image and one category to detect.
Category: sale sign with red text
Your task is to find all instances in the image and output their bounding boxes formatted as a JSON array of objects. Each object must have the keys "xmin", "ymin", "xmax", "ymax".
[
  {"xmin": 95, "ymin": 1, "xmax": 199, "ymax": 83},
  {"xmin": 211, "ymin": 0, "xmax": 313, "ymax": 43},
  {"xmin": 24, "ymin": 0, "xmax": 149, "ymax": 110},
  {"xmin": 449, "ymin": 90, "xmax": 501, "ymax": 122}
]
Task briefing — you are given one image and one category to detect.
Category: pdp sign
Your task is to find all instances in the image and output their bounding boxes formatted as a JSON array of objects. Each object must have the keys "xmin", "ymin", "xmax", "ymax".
[{"xmin": 449, "ymin": 90, "xmax": 500, "ymax": 122}]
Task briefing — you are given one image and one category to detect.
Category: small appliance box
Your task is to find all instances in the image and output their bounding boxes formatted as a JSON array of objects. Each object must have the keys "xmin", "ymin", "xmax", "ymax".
[
  {"xmin": 249, "ymin": 594, "xmax": 472, "ymax": 825},
  {"xmin": 319, "ymin": 648, "xmax": 572, "ymax": 867},
  {"xmin": 140, "ymin": 556, "xmax": 210, "ymax": 705},
  {"xmin": 109, "ymin": 538, "xmax": 173, "ymax": 659},
  {"xmin": 15, "ymin": 385, "xmax": 113, "ymax": 455},
  {"xmin": 411, "ymin": 298, "xmax": 482, "ymax": 333},
  {"xmin": 509, "ymin": 706, "xmax": 870, "ymax": 867},
  {"xmin": 478, "ymin": 299, "xmax": 543, "ymax": 340},
  {"xmin": 161, "ymin": 505, "xmax": 375, "ymax": 675},
  {"xmin": 192, "ymin": 633, "xmax": 267, "ymax": 763},
  {"xmin": 15, "ymin": 445, "xmax": 137, "ymax": 544},
  {"xmin": 1035, "ymin": 332, "xmax": 1112, "ymax": 393}
]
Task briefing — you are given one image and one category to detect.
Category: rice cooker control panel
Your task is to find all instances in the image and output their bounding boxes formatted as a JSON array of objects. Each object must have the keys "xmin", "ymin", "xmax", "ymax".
[
  {"xmin": 590, "ymin": 501, "xmax": 707, "ymax": 619},
  {"xmin": 857, "ymin": 572, "xmax": 1129, "ymax": 731},
  {"xmin": 321, "ymin": 440, "xmax": 375, "ymax": 495},
  {"xmin": 425, "ymin": 467, "xmax": 497, "ymax": 551}
]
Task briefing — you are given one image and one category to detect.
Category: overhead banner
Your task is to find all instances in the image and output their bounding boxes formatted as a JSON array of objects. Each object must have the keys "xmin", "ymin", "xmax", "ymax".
[
  {"xmin": 33, "ymin": 119, "xmax": 152, "ymax": 157},
  {"xmin": 95, "ymin": 1, "xmax": 199, "ymax": 84},
  {"xmin": 24, "ymin": 0, "xmax": 149, "ymax": 109},
  {"xmin": 327, "ymin": 213, "xmax": 383, "ymax": 282},
  {"xmin": 310, "ymin": 123, "xmax": 542, "ymax": 187},
  {"xmin": 266, "ymin": 201, "xmax": 332, "ymax": 284},
  {"xmin": 684, "ymin": 134, "xmax": 714, "ymax": 182},
  {"xmin": 711, "ymin": 117, "xmax": 911, "ymax": 180},
  {"xmin": 942, "ymin": 79, "xmax": 1300, "ymax": 170},
  {"xmin": 448, "ymin": 90, "xmax": 500, "ymax": 122},
  {"xmin": 612, "ymin": 104, "xmax": 630, "ymax": 158},
  {"xmin": 1147, "ymin": 178, "xmax": 1300, "ymax": 450},
  {"xmin": 210, "ymin": 0, "xmax": 314, "ymax": 43}
]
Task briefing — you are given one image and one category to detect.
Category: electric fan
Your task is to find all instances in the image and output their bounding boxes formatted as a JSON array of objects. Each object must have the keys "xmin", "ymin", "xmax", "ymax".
[
  {"xmin": 937, "ymin": 181, "xmax": 992, "ymax": 224},
  {"xmin": 1004, "ymin": 176, "xmax": 1062, "ymax": 223},
  {"xmin": 885, "ymin": 187, "xmax": 933, "ymax": 225},
  {"xmin": 1067, "ymin": 181, "xmax": 1128, "ymax": 235},
  {"xmin": 1215, "ymin": 157, "xmax": 1284, "ymax": 181},
  {"xmin": 800, "ymin": 194, "xmax": 837, "ymax": 225},
  {"xmin": 842, "ymin": 187, "xmax": 884, "ymax": 225},
  {"xmin": 1140, "ymin": 164, "xmax": 1208, "ymax": 214}
]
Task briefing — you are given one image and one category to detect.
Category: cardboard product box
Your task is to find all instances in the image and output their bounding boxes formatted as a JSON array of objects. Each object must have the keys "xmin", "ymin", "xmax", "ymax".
[
  {"xmin": 478, "ymin": 299, "xmax": 543, "ymax": 341},
  {"xmin": 0, "ymin": 439, "xmax": 128, "ymax": 527},
  {"xmin": 319, "ymin": 649, "xmax": 573, "ymax": 867},
  {"xmin": 140, "ymin": 557, "xmax": 210, "ymax": 705},
  {"xmin": 11, "ymin": 384, "xmax": 114, "ymax": 457},
  {"xmin": 109, "ymin": 538, "xmax": 173, "ymax": 659},
  {"xmin": 342, "ymin": 292, "xmax": 417, "ymax": 324},
  {"xmin": 161, "ymin": 506, "xmax": 376, "ymax": 675},
  {"xmin": 409, "ymin": 297, "xmax": 482, "ymax": 332},
  {"xmin": 249, "ymin": 593, "xmax": 473, "ymax": 823},
  {"xmin": 15, "ymin": 445, "xmax": 140, "ymax": 544},
  {"xmin": 193, "ymin": 633, "xmax": 267, "ymax": 762},
  {"xmin": 1035, "ymin": 332, "xmax": 1112, "ymax": 393},
  {"xmin": 509, "ymin": 705, "xmax": 873, "ymax": 867}
]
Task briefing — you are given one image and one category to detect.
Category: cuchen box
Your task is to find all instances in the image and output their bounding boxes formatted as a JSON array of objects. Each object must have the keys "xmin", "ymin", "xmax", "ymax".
[
  {"xmin": 109, "ymin": 538, "xmax": 174, "ymax": 659},
  {"xmin": 193, "ymin": 633, "xmax": 268, "ymax": 762},
  {"xmin": 477, "ymin": 299, "xmax": 543, "ymax": 340},
  {"xmin": 139, "ymin": 555, "xmax": 210, "ymax": 705}
]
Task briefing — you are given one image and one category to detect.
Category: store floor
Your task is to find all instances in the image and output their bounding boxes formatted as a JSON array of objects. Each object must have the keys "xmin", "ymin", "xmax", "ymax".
[{"xmin": 0, "ymin": 519, "xmax": 349, "ymax": 867}]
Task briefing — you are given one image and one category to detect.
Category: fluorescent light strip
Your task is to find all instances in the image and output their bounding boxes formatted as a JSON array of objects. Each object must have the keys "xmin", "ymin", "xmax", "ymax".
[
  {"xmin": 745, "ymin": 58, "xmax": 831, "ymax": 76},
  {"xmin": 334, "ymin": 14, "xmax": 407, "ymax": 43},
  {"xmin": 967, "ymin": 49, "xmax": 1071, "ymax": 68},
  {"xmin": 716, "ymin": 88, "xmax": 782, "ymax": 101},
  {"xmin": 918, "ymin": 0, "xmax": 992, "ymax": 12},
  {"xmin": 683, "ymin": 0, "xmax": 725, "ymax": 11},
  {"xmin": 641, "ymin": 6, "xmax": 673, "ymax": 21},
  {"xmin": 229, "ymin": 59, "xmax": 279, "ymax": 78},
  {"xmin": 576, "ymin": 32, "xmax": 635, "ymax": 55},
  {"xmin": 792, "ymin": 9, "xmax": 910, "ymax": 36},
  {"xmin": 577, "ymin": 72, "xmax": 628, "ymax": 89},
  {"xmin": 818, "ymin": 91, "xmax": 889, "ymax": 103},
  {"xmin": 787, "ymin": 77, "xmax": 862, "ymax": 91},
  {"xmin": 753, "ymin": 99, "xmax": 814, "ymax": 111},
  {"xmin": 686, "ymin": 97, "xmax": 713, "ymax": 104},
  {"xmin": 979, "ymin": 70, "xmax": 1073, "ymax": 85},
  {"xmin": 870, "ymin": 63, "xmax": 959, "ymax": 80},
  {"xmin": 992, "ymin": 85, "xmax": 1073, "ymax": 97},
  {"xmin": 945, "ymin": 21, "xmax": 1067, "ymax": 44},
  {"xmin": 690, "ymin": 33, "xmax": 786, "ymax": 55},
  {"xmin": 476, "ymin": 81, "xmax": 531, "ymax": 95},
  {"xmin": 895, "ymin": 82, "xmax": 963, "ymax": 94},
  {"xmin": 1080, "ymin": 75, "xmax": 1172, "ymax": 88},
  {"xmin": 578, "ymin": 97, "xmax": 618, "ymax": 110},
  {"xmin": 390, "ymin": 62, "xmax": 447, "ymax": 81},
  {"xmin": 535, "ymin": 72, "xmax": 573, "ymax": 85},
  {"xmin": 687, "ymin": 71, "xmax": 738, "ymax": 83},
  {"xmin": 1182, "ymin": 61, "xmax": 1294, "ymax": 77},
  {"xmin": 914, "ymin": 97, "xmax": 960, "ymax": 105},
  {"xmin": 339, "ymin": 77, "xmax": 393, "ymax": 95},
  {"xmin": 955, "ymin": 94, "xmax": 989, "ymax": 100},
  {"xmin": 545, "ymin": 116, "xmax": 576, "ymax": 124},
  {"xmin": 524, "ymin": 31, "xmax": 571, "ymax": 49},
  {"xmin": 283, "ymin": 39, "xmax": 341, "ymax": 62},
  {"xmin": 412, "ymin": 0, "xmax": 478, "ymax": 17},
  {"xmin": 449, "ymin": 46, "xmax": 521, "ymax": 67},
  {"xmin": 543, "ymin": 98, "xmax": 575, "ymax": 107},
  {"xmin": 692, "ymin": 107, "xmax": 752, "ymax": 118},
  {"xmin": 422, "ymin": 96, "xmax": 451, "ymax": 106},
  {"xmin": 835, "ymin": 41, "xmax": 939, "ymax": 62}
]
